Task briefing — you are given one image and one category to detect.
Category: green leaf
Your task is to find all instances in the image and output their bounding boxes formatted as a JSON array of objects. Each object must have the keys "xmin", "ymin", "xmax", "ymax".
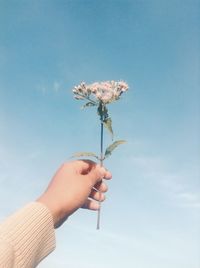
[
  {"xmin": 103, "ymin": 117, "xmax": 114, "ymax": 139},
  {"xmin": 81, "ymin": 102, "xmax": 96, "ymax": 109},
  {"xmin": 71, "ymin": 152, "xmax": 100, "ymax": 160},
  {"xmin": 104, "ymin": 140, "xmax": 126, "ymax": 159}
]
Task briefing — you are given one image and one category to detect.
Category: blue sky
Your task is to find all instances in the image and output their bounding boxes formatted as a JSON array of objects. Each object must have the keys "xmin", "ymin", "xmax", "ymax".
[{"xmin": 0, "ymin": 0, "xmax": 199, "ymax": 267}]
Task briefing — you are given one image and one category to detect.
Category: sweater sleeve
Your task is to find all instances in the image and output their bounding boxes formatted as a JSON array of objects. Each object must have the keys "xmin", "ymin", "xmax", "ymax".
[{"xmin": 0, "ymin": 202, "xmax": 56, "ymax": 268}]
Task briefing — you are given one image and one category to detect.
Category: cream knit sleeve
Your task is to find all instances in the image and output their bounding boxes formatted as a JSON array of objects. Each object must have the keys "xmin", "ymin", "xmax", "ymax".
[{"xmin": 0, "ymin": 202, "xmax": 56, "ymax": 268}]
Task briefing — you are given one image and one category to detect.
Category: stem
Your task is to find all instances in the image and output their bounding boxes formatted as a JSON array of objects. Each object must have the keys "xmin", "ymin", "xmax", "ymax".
[
  {"xmin": 97, "ymin": 104, "xmax": 104, "ymax": 230},
  {"xmin": 100, "ymin": 120, "xmax": 104, "ymax": 166},
  {"xmin": 76, "ymin": 92, "xmax": 97, "ymax": 105}
]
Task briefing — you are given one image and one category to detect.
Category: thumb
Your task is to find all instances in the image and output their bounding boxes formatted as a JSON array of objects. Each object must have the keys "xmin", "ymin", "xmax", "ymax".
[
  {"xmin": 76, "ymin": 160, "xmax": 106, "ymax": 185},
  {"xmin": 86, "ymin": 164, "xmax": 106, "ymax": 185}
]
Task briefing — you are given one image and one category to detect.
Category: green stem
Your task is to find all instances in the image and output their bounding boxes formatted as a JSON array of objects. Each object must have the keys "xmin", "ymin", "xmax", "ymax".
[
  {"xmin": 97, "ymin": 103, "xmax": 104, "ymax": 230},
  {"xmin": 100, "ymin": 120, "xmax": 104, "ymax": 166}
]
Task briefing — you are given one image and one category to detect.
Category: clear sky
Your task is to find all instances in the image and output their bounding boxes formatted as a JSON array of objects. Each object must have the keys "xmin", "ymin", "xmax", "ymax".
[{"xmin": 0, "ymin": 0, "xmax": 200, "ymax": 267}]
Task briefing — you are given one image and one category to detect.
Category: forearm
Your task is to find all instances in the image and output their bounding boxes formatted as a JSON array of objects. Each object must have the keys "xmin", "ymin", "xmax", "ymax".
[{"xmin": 0, "ymin": 202, "xmax": 56, "ymax": 267}]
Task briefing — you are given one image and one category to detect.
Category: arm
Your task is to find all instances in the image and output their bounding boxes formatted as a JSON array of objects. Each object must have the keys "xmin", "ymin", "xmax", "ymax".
[
  {"xmin": 0, "ymin": 160, "xmax": 112, "ymax": 267},
  {"xmin": 0, "ymin": 202, "xmax": 55, "ymax": 268}
]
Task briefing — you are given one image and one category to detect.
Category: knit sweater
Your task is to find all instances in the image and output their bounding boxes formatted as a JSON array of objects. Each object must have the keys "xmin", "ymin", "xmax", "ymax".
[{"xmin": 0, "ymin": 202, "xmax": 56, "ymax": 267}]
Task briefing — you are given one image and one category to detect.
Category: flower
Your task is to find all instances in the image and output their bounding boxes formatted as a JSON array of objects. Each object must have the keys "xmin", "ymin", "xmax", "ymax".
[
  {"xmin": 72, "ymin": 79, "xmax": 129, "ymax": 229},
  {"xmin": 72, "ymin": 80, "xmax": 129, "ymax": 104}
]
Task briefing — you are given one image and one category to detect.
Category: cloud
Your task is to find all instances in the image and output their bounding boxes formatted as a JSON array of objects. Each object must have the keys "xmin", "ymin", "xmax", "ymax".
[
  {"xmin": 129, "ymin": 153, "xmax": 200, "ymax": 209},
  {"xmin": 175, "ymin": 192, "xmax": 200, "ymax": 208},
  {"xmin": 53, "ymin": 81, "xmax": 61, "ymax": 92},
  {"xmin": 36, "ymin": 80, "xmax": 62, "ymax": 95}
]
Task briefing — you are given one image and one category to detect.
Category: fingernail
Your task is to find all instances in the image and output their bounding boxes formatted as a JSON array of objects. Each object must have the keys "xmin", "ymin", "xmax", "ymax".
[{"xmin": 106, "ymin": 171, "xmax": 112, "ymax": 179}]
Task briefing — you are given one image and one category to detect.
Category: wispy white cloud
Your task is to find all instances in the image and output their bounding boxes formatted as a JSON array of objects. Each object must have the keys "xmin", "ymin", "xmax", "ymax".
[
  {"xmin": 53, "ymin": 81, "xmax": 61, "ymax": 92},
  {"xmin": 129, "ymin": 152, "xmax": 200, "ymax": 209},
  {"xmin": 36, "ymin": 80, "xmax": 62, "ymax": 95},
  {"xmin": 175, "ymin": 192, "xmax": 200, "ymax": 208}
]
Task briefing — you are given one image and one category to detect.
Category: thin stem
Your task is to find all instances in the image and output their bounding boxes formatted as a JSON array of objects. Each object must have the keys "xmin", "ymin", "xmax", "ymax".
[
  {"xmin": 100, "ymin": 120, "xmax": 104, "ymax": 166},
  {"xmin": 75, "ymin": 92, "xmax": 97, "ymax": 105},
  {"xmin": 97, "ymin": 104, "xmax": 104, "ymax": 230}
]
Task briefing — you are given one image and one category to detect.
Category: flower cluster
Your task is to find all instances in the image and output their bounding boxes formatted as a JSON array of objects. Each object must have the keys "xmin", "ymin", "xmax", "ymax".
[{"xmin": 72, "ymin": 80, "xmax": 128, "ymax": 104}]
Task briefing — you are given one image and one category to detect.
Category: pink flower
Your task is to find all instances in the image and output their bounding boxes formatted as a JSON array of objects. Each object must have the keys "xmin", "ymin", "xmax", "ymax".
[{"xmin": 72, "ymin": 80, "xmax": 129, "ymax": 104}]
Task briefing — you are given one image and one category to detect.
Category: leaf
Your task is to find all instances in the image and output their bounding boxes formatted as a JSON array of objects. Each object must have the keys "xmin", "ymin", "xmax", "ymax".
[
  {"xmin": 104, "ymin": 140, "xmax": 126, "ymax": 159},
  {"xmin": 103, "ymin": 117, "xmax": 114, "ymax": 139},
  {"xmin": 81, "ymin": 102, "xmax": 96, "ymax": 109},
  {"xmin": 71, "ymin": 152, "xmax": 100, "ymax": 160}
]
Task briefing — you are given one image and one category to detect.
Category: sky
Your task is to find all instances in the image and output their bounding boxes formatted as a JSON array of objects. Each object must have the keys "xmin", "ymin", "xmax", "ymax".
[{"xmin": 0, "ymin": 0, "xmax": 200, "ymax": 267}]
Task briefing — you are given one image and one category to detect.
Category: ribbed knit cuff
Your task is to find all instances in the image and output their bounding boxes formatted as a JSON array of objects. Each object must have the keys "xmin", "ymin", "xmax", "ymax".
[{"xmin": 0, "ymin": 202, "xmax": 56, "ymax": 267}]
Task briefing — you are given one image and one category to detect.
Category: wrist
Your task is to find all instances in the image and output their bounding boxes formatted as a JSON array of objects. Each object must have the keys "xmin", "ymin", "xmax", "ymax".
[{"xmin": 36, "ymin": 194, "xmax": 65, "ymax": 228}]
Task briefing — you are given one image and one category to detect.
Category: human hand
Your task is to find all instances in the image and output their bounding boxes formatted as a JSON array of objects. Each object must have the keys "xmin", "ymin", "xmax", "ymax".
[{"xmin": 37, "ymin": 160, "xmax": 112, "ymax": 228}]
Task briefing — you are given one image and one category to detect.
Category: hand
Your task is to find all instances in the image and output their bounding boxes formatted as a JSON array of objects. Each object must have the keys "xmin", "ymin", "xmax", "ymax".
[{"xmin": 37, "ymin": 160, "xmax": 112, "ymax": 228}]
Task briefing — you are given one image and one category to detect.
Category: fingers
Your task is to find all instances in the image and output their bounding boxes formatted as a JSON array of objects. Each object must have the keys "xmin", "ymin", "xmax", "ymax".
[
  {"xmin": 93, "ymin": 181, "xmax": 108, "ymax": 192},
  {"xmin": 75, "ymin": 159, "xmax": 96, "ymax": 175},
  {"xmin": 89, "ymin": 188, "xmax": 106, "ymax": 201},
  {"xmin": 103, "ymin": 169, "xmax": 112, "ymax": 180},
  {"xmin": 87, "ymin": 163, "xmax": 112, "ymax": 185},
  {"xmin": 83, "ymin": 183, "xmax": 107, "ymax": 210},
  {"xmin": 82, "ymin": 196, "xmax": 105, "ymax": 210},
  {"xmin": 73, "ymin": 160, "xmax": 111, "ymax": 212},
  {"xmin": 82, "ymin": 199, "xmax": 100, "ymax": 210},
  {"xmin": 75, "ymin": 159, "xmax": 112, "ymax": 185}
]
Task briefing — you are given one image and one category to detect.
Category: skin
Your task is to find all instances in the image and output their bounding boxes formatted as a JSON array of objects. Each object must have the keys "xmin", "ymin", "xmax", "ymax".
[{"xmin": 37, "ymin": 160, "xmax": 112, "ymax": 228}]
